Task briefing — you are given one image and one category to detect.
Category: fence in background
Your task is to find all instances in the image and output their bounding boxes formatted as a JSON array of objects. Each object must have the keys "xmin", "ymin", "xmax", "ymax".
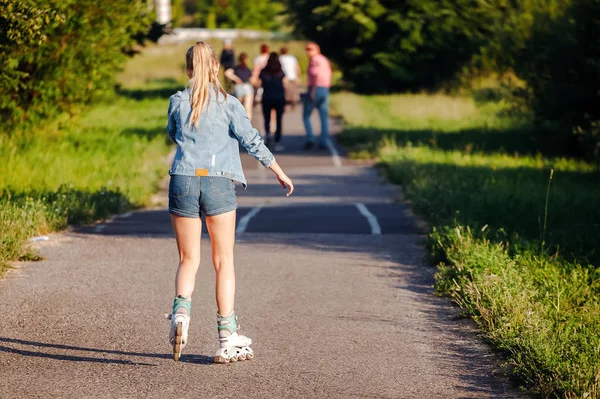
[{"xmin": 158, "ymin": 28, "xmax": 288, "ymax": 44}]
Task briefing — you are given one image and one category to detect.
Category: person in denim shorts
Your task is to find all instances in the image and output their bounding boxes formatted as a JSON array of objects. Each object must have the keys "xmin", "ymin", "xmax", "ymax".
[
  {"xmin": 165, "ymin": 42, "xmax": 294, "ymax": 364},
  {"xmin": 224, "ymin": 52, "xmax": 254, "ymax": 122}
]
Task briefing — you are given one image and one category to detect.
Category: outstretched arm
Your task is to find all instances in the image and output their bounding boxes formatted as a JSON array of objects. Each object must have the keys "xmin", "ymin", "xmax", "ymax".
[
  {"xmin": 268, "ymin": 160, "xmax": 294, "ymax": 196},
  {"xmin": 229, "ymin": 99, "xmax": 273, "ymax": 167},
  {"xmin": 229, "ymin": 99, "xmax": 293, "ymax": 195}
]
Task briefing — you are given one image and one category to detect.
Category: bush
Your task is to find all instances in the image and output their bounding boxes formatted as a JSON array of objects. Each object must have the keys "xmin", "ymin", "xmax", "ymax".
[
  {"xmin": 285, "ymin": 1, "xmax": 564, "ymax": 93},
  {"xmin": 0, "ymin": 0, "xmax": 152, "ymax": 127},
  {"xmin": 513, "ymin": 0, "xmax": 600, "ymax": 162},
  {"xmin": 175, "ymin": 0, "xmax": 284, "ymax": 30},
  {"xmin": 287, "ymin": 0, "xmax": 485, "ymax": 92}
]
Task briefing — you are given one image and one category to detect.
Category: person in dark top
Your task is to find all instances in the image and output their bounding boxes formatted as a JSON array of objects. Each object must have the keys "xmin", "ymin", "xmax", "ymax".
[
  {"xmin": 257, "ymin": 52, "xmax": 287, "ymax": 150},
  {"xmin": 220, "ymin": 39, "xmax": 235, "ymax": 94},
  {"xmin": 219, "ymin": 39, "xmax": 235, "ymax": 70},
  {"xmin": 224, "ymin": 53, "xmax": 254, "ymax": 121}
]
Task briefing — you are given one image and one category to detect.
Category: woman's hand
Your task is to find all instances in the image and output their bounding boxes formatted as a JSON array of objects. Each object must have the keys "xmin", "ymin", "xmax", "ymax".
[
  {"xmin": 277, "ymin": 173, "xmax": 294, "ymax": 196},
  {"xmin": 268, "ymin": 161, "xmax": 294, "ymax": 196}
]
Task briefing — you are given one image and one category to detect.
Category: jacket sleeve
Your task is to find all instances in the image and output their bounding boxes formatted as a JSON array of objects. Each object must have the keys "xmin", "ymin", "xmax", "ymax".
[
  {"xmin": 228, "ymin": 98, "xmax": 275, "ymax": 168},
  {"xmin": 166, "ymin": 94, "xmax": 179, "ymax": 143}
]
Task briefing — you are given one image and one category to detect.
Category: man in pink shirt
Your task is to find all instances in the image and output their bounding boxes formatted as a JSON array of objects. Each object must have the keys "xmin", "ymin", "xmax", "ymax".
[{"xmin": 303, "ymin": 42, "xmax": 332, "ymax": 150}]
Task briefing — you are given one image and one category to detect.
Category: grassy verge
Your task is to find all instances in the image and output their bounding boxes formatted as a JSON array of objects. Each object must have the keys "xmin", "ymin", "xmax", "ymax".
[
  {"xmin": 332, "ymin": 92, "xmax": 600, "ymax": 398},
  {"xmin": 0, "ymin": 80, "xmax": 175, "ymax": 275}
]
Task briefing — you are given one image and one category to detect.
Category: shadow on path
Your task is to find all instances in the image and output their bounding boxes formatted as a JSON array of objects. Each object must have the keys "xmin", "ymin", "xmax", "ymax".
[{"xmin": 0, "ymin": 337, "xmax": 213, "ymax": 366}]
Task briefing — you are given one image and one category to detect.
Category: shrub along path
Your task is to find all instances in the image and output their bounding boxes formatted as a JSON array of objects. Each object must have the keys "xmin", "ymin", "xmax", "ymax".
[{"xmin": 0, "ymin": 106, "xmax": 524, "ymax": 398}]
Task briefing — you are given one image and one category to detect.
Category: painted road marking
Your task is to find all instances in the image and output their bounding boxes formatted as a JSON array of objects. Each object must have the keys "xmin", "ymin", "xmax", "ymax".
[
  {"xmin": 355, "ymin": 203, "xmax": 382, "ymax": 235},
  {"xmin": 327, "ymin": 142, "xmax": 343, "ymax": 168},
  {"xmin": 236, "ymin": 207, "xmax": 261, "ymax": 233},
  {"xmin": 93, "ymin": 224, "xmax": 106, "ymax": 233},
  {"xmin": 29, "ymin": 236, "xmax": 50, "ymax": 242},
  {"xmin": 119, "ymin": 212, "xmax": 133, "ymax": 218}
]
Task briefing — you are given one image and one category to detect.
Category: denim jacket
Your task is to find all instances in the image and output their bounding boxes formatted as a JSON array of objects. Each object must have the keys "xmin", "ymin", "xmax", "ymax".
[{"xmin": 167, "ymin": 86, "xmax": 274, "ymax": 187}]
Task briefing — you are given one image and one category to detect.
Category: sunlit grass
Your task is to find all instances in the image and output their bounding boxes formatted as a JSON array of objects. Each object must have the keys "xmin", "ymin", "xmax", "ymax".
[
  {"xmin": 0, "ymin": 92, "xmax": 170, "ymax": 272},
  {"xmin": 332, "ymin": 91, "xmax": 525, "ymax": 131},
  {"xmin": 334, "ymin": 92, "xmax": 600, "ymax": 398},
  {"xmin": 1, "ymin": 97, "xmax": 168, "ymax": 204}
]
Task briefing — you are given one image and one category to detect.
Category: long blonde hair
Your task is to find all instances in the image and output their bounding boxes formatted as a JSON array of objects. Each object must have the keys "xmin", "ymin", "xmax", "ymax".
[{"xmin": 186, "ymin": 42, "xmax": 227, "ymax": 129}]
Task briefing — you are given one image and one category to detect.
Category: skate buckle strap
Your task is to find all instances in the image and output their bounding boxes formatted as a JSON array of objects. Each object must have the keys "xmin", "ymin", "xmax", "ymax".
[
  {"xmin": 172, "ymin": 295, "xmax": 192, "ymax": 315},
  {"xmin": 217, "ymin": 312, "xmax": 238, "ymax": 335}
]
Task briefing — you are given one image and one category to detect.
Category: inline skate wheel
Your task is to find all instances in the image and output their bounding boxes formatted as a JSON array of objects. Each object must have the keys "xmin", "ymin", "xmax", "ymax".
[{"xmin": 173, "ymin": 322, "xmax": 182, "ymax": 361}]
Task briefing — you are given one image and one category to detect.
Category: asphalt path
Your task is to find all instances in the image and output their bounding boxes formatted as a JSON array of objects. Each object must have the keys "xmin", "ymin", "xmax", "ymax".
[{"xmin": 0, "ymin": 105, "xmax": 525, "ymax": 398}]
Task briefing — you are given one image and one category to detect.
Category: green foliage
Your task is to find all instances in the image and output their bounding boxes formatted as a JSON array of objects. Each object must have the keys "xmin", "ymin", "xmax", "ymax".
[
  {"xmin": 176, "ymin": 0, "xmax": 284, "ymax": 30},
  {"xmin": 285, "ymin": 0, "xmax": 570, "ymax": 92},
  {"xmin": 0, "ymin": 0, "xmax": 152, "ymax": 127},
  {"xmin": 287, "ymin": 0, "xmax": 501, "ymax": 92},
  {"xmin": 333, "ymin": 92, "xmax": 600, "ymax": 397},
  {"xmin": 467, "ymin": 0, "xmax": 567, "ymax": 72},
  {"xmin": 512, "ymin": 0, "xmax": 600, "ymax": 162}
]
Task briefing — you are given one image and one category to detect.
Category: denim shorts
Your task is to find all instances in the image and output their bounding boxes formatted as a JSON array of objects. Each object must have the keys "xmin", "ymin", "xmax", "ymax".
[
  {"xmin": 234, "ymin": 83, "xmax": 254, "ymax": 99},
  {"xmin": 168, "ymin": 175, "xmax": 238, "ymax": 218}
]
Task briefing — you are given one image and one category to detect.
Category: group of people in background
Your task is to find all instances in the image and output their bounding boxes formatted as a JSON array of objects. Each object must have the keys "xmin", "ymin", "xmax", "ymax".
[{"xmin": 220, "ymin": 41, "xmax": 331, "ymax": 151}]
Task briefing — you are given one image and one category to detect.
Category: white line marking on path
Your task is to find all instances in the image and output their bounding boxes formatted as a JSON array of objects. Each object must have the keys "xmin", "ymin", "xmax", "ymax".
[
  {"xmin": 93, "ymin": 224, "xmax": 106, "ymax": 233},
  {"xmin": 326, "ymin": 142, "xmax": 343, "ymax": 168},
  {"xmin": 29, "ymin": 236, "xmax": 49, "ymax": 242},
  {"xmin": 236, "ymin": 207, "xmax": 261, "ymax": 234},
  {"xmin": 119, "ymin": 212, "xmax": 133, "ymax": 218},
  {"xmin": 355, "ymin": 203, "xmax": 382, "ymax": 235}
]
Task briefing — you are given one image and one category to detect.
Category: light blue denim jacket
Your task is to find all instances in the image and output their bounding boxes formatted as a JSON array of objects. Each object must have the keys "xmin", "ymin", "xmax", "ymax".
[{"xmin": 167, "ymin": 86, "xmax": 275, "ymax": 187}]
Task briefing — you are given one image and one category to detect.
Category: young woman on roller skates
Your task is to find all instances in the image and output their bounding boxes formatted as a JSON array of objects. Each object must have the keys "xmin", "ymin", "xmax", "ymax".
[{"xmin": 165, "ymin": 41, "xmax": 294, "ymax": 363}]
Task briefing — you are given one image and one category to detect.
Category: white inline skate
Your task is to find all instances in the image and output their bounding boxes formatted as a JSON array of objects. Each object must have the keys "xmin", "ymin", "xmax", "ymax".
[
  {"xmin": 167, "ymin": 295, "xmax": 191, "ymax": 361},
  {"xmin": 214, "ymin": 312, "xmax": 254, "ymax": 363}
]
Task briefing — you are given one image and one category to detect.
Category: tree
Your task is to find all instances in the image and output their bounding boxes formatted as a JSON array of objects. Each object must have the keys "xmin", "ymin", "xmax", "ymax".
[
  {"xmin": 175, "ymin": 0, "xmax": 284, "ymax": 30},
  {"xmin": 513, "ymin": 0, "xmax": 600, "ymax": 160},
  {"xmin": 287, "ymin": 0, "xmax": 500, "ymax": 92},
  {"xmin": 0, "ymin": 0, "xmax": 153, "ymax": 127}
]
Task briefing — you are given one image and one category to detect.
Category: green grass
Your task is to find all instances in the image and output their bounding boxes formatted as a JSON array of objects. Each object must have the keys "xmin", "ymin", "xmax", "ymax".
[
  {"xmin": 0, "ymin": 57, "xmax": 181, "ymax": 274},
  {"xmin": 332, "ymin": 92, "xmax": 600, "ymax": 398},
  {"xmin": 0, "ymin": 89, "xmax": 171, "ymax": 272}
]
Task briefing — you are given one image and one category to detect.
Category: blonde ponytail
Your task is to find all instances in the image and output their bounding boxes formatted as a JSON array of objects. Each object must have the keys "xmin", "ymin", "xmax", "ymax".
[{"xmin": 185, "ymin": 42, "xmax": 227, "ymax": 129}]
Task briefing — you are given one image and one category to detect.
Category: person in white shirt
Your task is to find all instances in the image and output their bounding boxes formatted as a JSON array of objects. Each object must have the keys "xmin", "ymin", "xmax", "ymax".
[{"xmin": 279, "ymin": 47, "xmax": 301, "ymax": 107}]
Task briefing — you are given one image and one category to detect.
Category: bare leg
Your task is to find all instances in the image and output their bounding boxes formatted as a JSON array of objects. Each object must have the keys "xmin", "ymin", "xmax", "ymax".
[
  {"xmin": 205, "ymin": 210, "xmax": 237, "ymax": 316},
  {"xmin": 171, "ymin": 215, "xmax": 202, "ymax": 305},
  {"xmin": 169, "ymin": 214, "xmax": 200, "ymax": 360},
  {"xmin": 270, "ymin": 108, "xmax": 276, "ymax": 133}
]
